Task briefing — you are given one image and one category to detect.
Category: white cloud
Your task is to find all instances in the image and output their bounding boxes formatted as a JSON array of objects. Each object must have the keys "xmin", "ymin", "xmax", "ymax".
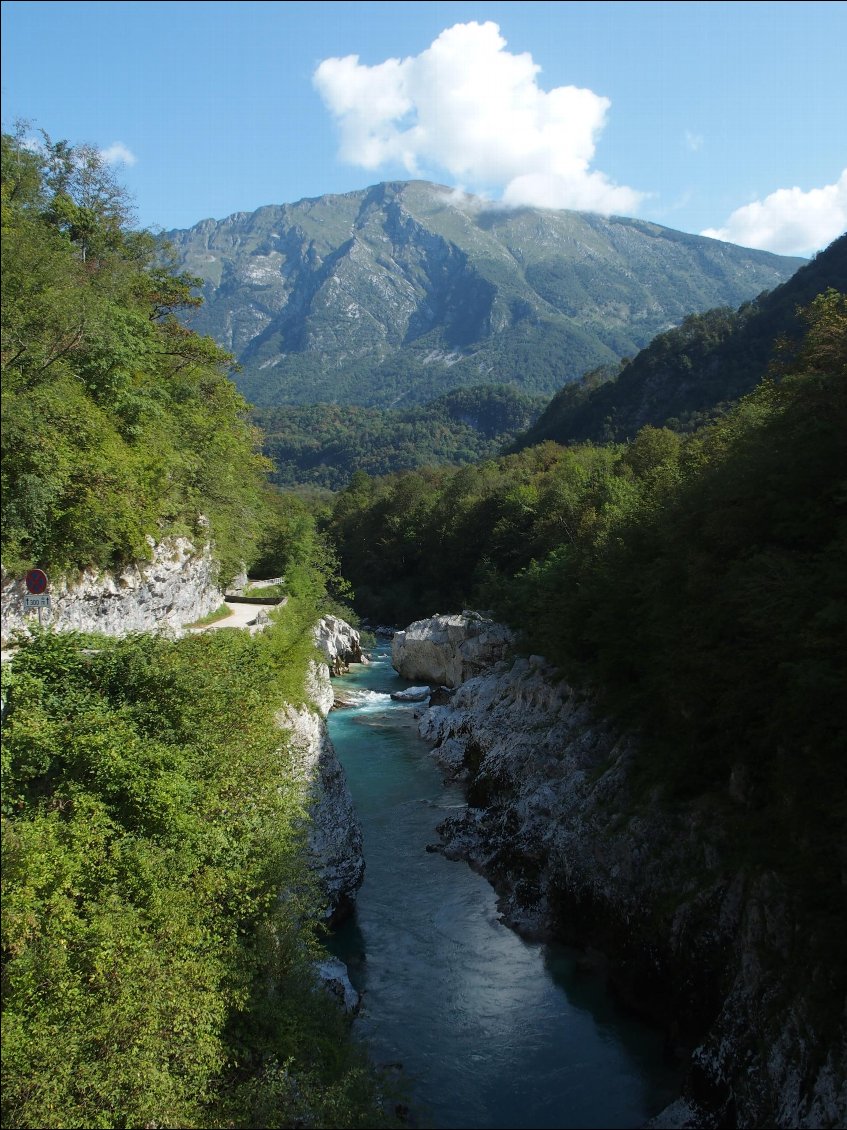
[
  {"xmin": 684, "ymin": 130, "xmax": 703, "ymax": 153},
  {"xmin": 702, "ymin": 170, "xmax": 847, "ymax": 256},
  {"xmin": 99, "ymin": 142, "xmax": 137, "ymax": 167},
  {"xmin": 314, "ymin": 21, "xmax": 642, "ymax": 215}
]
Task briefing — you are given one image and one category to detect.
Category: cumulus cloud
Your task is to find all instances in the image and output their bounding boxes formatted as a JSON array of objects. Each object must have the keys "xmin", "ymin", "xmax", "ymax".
[
  {"xmin": 313, "ymin": 21, "xmax": 642, "ymax": 215},
  {"xmin": 702, "ymin": 170, "xmax": 847, "ymax": 256},
  {"xmin": 99, "ymin": 142, "xmax": 137, "ymax": 167}
]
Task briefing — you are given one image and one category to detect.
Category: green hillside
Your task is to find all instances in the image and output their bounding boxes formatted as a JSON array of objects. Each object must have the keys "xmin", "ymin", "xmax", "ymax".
[
  {"xmin": 255, "ymin": 384, "xmax": 548, "ymax": 489},
  {"xmin": 1, "ymin": 129, "xmax": 394, "ymax": 1130},
  {"xmin": 0, "ymin": 130, "xmax": 268, "ymax": 582},
  {"xmin": 516, "ymin": 232, "xmax": 847, "ymax": 448}
]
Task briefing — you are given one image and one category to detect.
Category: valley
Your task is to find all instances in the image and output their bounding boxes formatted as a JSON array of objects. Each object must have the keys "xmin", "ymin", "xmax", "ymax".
[{"xmin": 2, "ymin": 123, "xmax": 845, "ymax": 1130}]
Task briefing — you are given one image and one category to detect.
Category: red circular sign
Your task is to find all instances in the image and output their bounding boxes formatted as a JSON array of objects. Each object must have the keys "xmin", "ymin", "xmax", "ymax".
[{"xmin": 25, "ymin": 569, "xmax": 48, "ymax": 595}]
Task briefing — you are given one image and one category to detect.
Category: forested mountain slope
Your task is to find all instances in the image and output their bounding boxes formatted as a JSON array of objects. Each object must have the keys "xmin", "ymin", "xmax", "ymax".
[
  {"xmin": 255, "ymin": 384, "xmax": 548, "ymax": 489},
  {"xmin": 517, "ymin": 231, "xmax": 847, "ymax": 447},
  {"xmin": 325, "ymin": 291, "xmax": 847, "ymax": 1124},
  {"xmin": 0, "ymin": 131, "xmax": 268, "ymax": 582},
  {"xmin": 164, "ymin": 180, "xmax": 802, "ymax": 407}
]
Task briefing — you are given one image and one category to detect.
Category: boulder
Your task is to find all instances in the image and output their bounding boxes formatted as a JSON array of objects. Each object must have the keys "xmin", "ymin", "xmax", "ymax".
[
  {"xmin": 315, "ymin": 957, "xmax": 361, "ymax": 1013},
  {"xmin": 315, "ymin": 615, "xmax": 364, "ymax": 673},
  {"xmin": 390, "ymin": 685, "xmax": 431, "ymax": 702},
  {"xmin": 391, "ymin": 611, "xmax": 514, "ymax": 687}
]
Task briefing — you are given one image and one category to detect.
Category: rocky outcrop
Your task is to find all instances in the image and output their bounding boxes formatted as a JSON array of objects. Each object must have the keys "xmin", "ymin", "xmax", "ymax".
[
  {"xmin": 315, "ymin": 615, "xmax": 364, "ymax": 675},
  {"xmin": 391, "ymin": 611, "xmax": 514, "ymax": 687},
  {"xmin": 282, "ymin": 660, "xmax": 364, "ymax": 925},
  {"xmin": 390, "ymin": 686, "xmax": 431, "ymax": 702},
  {"xmin": 315, "ymin": 957, "xmax": 360, "ymax": 1013},
  {"xmin": 1, "ymin": 536, "xmax": 222, "ymax": 646},
  {"xmin": 417, "ymin": 652, "xmax": 846, "ymax": 1128}
]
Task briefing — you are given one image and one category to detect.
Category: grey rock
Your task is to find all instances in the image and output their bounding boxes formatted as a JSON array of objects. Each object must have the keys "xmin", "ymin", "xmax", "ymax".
[
  {"xmin": 314, "ymin": 957, "xmax": 361, "ymax": 1013},
  {"xmin": 392, "ymin": 612, "xmax": 514, "ymax": 687},
  {"xmin": 315, "ymin": 615, "xmax": 364, "ymax": 674},
  {"xmin": 417, "ymin": 652, "xmax": 847, "ymax": 1128},
  {"xmin": 1, "ymin": 535, "xmax": 223, "ymax": 646},
  {"xmin": 390, "ymin": 685, "xmax": 431, "ymax": 702},
  {"xmin": 281, "ymin": 655, "xmax": 364, "ymax": 924}
]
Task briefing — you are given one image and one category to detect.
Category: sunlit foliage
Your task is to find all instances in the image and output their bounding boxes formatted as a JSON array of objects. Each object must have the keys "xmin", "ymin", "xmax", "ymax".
[
  {"xmin": 1, "ymin": 127, "xmax": 269, "ymax": 582},
  {"xmin": 1, "ymin": 620, "xmax": 396, "ymax": 1129}
]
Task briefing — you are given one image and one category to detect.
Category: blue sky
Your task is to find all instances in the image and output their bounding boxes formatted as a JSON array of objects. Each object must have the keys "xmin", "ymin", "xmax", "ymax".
[{"xmin": 2, "ymin": 1, "xmax": 845, "ymax": 254}]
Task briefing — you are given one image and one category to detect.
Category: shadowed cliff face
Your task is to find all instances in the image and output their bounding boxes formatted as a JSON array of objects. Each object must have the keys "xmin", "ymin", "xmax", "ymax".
[
  {"xmin": 397, "ymin": 617, "xmax": 846, "ymax": 1130},
  {"xmin": 163, "ymin": 181, "xmax": 803, "ymax": 407}
]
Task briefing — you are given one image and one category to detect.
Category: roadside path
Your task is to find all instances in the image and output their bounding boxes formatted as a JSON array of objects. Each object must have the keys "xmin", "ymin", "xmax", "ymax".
[{"xmin": 191, "ymin": 598, "xmax": 283, "ymax": 635}]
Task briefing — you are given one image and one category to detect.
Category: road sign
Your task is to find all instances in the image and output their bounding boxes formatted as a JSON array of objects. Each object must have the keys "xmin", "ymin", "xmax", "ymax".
[
  {"xmin": 24, "ymin": 595, "xmax": 51, "ymax": 610},
  {"xmin": 25, "ymin": 569, "xmax": 48, "ymax": 595}
]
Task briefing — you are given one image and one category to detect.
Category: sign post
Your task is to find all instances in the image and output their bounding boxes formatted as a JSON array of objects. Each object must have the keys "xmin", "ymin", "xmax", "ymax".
[{"xmin": 25, "ymin": 569, "xmax": 50, "ymax": 626}]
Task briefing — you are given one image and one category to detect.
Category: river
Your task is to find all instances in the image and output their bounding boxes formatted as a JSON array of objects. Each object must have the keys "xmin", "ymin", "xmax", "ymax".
[{"xmin": 326, "ymin": 644, "xmax": 678, "ymax": 1129}]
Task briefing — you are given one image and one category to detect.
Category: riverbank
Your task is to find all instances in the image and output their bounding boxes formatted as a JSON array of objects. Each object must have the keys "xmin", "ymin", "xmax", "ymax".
[
  {"xmin": 326, "ymin": 646, "xmax": 678, "ymax": 1129},
  {"xmin": 400, "ymin": 615, "xmax": 845, "ymax": 1129}
]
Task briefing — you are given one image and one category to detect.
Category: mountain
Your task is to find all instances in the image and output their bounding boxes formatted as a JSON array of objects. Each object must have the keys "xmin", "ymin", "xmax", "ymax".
[
  {"xmin": 164, "ymin": 181, "xmax": 803, "ymax": 407},
  {"xmin": 516, "ymin": 233, "xmax": 847, "ymax": 448}
]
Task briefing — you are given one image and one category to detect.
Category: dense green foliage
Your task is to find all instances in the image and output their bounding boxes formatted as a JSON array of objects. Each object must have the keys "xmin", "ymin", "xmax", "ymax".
[
  {"xmin": 1, "ymin": 129, "xmax": 269, "ymax": 582},
  {"xmin": 1, "ymin": 613, "xmax": 395, "ymax": 1129},
  {"xmin": 255, "ymin": 385, "xmax": 547, "ymax": 489},
  {"xmin": 517, "ymin": 233, "xmax": 847, "ymax": 448},
  {"xmin": 165, "ymin": 179, "xmax": 801, "ymax": 408},
  {"xmin": 251, "ymin": 488, "xmax": 356, "ymax": 618},
  {"xmin": 326, "ymin": 292, "xmax": 847, "ymax": 844},
  {"xmin": 1, "ymin": 128, "xmax": 397, "ymax": 1129}
]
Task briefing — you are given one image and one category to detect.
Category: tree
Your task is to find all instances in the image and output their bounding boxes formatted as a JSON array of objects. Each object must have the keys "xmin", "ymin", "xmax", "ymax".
[{"xmin": 1, "ymin": 129, "xmax": 269, "ymax": 580}]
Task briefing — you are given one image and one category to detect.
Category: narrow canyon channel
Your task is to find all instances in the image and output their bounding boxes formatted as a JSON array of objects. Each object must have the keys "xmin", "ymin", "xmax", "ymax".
[{"xmin": 326, "ymin": 645, "xmax": 679, "ymax": 1129}]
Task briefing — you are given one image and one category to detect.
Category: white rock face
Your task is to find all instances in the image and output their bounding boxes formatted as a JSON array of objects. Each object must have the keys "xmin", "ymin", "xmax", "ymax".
[
  {"xmin": 1, "ymin": 536, "xmax": 222, "ymax": 646},
  {"xmin": 281, "ymin": 658, "xmax": 364, "ymax": 924},
  {"xmin": 314, "ymin": 615, "xmax": 363, "ymax": 673},
  {"xmin": 392, "ymin": 611, "xmax": 514, "ymax": 687},
  {"xmin": 390, "ymin": 685, "xmax": 431, "ymax": 702},
  {"xmin": 315, "ymin": 957, "xmax": 360, "ymax": 1013},
  {"xmin": 419, "ymin": 655, "xmax": 846, "ymax": 1129}
]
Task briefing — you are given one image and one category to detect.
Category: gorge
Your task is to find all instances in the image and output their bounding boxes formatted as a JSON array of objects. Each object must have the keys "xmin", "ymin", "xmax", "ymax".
[
  {"xmin": 2, "ymin": 122, "xmax": 844, "ymax": 1130},
  {"xmin": 327, "ymin": 642, "xmax": 679, "ymax": 1129},
  {"xmin": 378, "ymin": 613, "xmax": 847, "ymax": 1128}
]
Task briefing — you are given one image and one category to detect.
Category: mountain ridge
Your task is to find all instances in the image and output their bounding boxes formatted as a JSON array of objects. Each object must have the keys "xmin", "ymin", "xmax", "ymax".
[
  {"xmin": 164, "ymin": 180, "xmax": 803, "ymax": 407},
  {"xmin": 514, "ymin": 232, "xmax": 847, "ymax": 448}
]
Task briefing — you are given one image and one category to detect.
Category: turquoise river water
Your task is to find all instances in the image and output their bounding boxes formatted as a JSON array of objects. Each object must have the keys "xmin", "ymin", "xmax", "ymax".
[{"xmin": 326, "ymin": 645, "xmax": 678, "ymax": 1129}]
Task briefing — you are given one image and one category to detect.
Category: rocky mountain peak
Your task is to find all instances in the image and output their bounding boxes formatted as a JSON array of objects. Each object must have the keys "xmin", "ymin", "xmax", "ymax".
[{"xmin": 163, "ymin": 182, "xmax": 804, "ymax": 407}]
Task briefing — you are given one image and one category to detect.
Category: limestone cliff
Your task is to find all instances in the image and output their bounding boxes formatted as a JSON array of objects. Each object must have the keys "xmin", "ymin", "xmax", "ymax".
[
  {"xmin": 400, "ymin": 617, "xmax": 845, "ymax": 1128},
  {"xmin": 282, "ymin": 659, "xmax": 365, "ymax": 925},
  {"xmin": 392, "ymin": 611, "xmax": 513, "ymax": 687},
  {"xmin": 314, "ymin": 614, "xmax": 364, "ymax": 675},
  {"xmin": 1, "ymin": 535, "xmax": 222, "ymax": 646}
]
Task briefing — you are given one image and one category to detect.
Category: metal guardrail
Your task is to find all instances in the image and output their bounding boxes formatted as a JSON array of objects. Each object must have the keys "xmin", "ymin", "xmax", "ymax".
[{"xmin": 224, "ymin": 594, "xmax": 287, "ymax": 606}]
